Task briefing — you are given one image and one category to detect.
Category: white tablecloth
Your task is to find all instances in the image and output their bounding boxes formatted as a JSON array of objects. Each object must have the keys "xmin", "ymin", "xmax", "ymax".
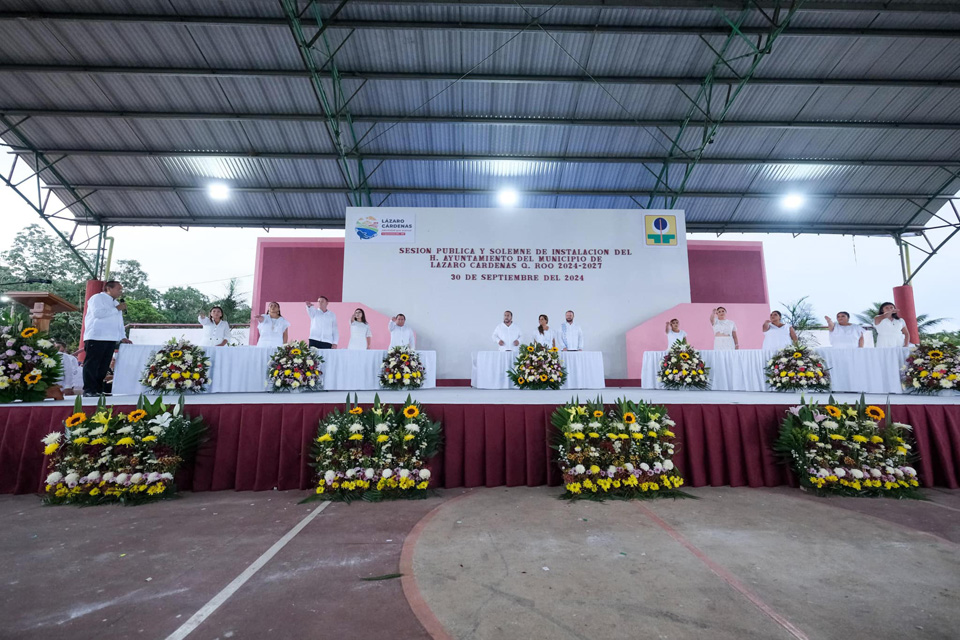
[
  {"xmin": 471, "ymin": 351, "xmax": 605, "ymax": 390},
  {"xmin": 640, "ymin": 347, "xmax": 911, "ymax": 394},
  {"xmin": 113, "ymin": 345, "xmax": 436, "ymax": 394}
]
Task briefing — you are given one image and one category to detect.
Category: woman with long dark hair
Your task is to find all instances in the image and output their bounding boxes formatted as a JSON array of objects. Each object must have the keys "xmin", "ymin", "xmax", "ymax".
[
  {"xmin": 533, "ymin": 314, "xmax": 559, "ymax": 348},
  {"xmin": 874, "ymin": 302, "xmax": 909, "ymax": 348},
  {"xmin": 198, "ymin": 305, "xmax": 230, "ymax": 346},
  {"xmin": 347, "ymin": 308, "xmax": 373, "ymax": 350},
  {"xmin": 254, "ymin": 302, "xmax": 289, "ymax": 348}
]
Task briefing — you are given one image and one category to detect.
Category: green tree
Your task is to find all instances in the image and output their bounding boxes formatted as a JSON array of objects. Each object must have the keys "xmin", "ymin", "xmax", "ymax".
[
  {"xmin": 856, "ymin": 302, "xmax": 949, "ymax": 339},
  {"xmin": 123, "ymin": 298, "xmax": 167, "ymax": 324},
  {"xmin": 110, "ymin": 259, "xmax": 160, "ymax": 304},
  {"xmin": 211, "ymin": 278, "xmax": 251, "ymax": 325},
  {"xmin": 161, "ymin": 286, "xmax": 210, "ymax": 324},
  {"xmin": 778, "ymin": 296, "xmax": 823, "ymax": 332}
]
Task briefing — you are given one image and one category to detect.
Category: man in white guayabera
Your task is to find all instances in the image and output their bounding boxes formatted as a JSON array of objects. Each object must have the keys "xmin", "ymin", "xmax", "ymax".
[
  {"xmin": 492, "ymin": 310, "xmax": 522, "ymax": 351},
  {"xmin": 560, "ymin": 310, "xmax": 583, "ymax": 351},
  {"xmin": 388, "ymin": 314, "xmax": 416, "ymax": 349}
]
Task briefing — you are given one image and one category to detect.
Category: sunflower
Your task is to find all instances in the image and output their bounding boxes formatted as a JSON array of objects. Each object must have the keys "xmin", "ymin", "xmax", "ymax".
[
  {"xmin": 824, "ymin": 405, "xmax": 842, "ymax": 419},
  {"xmin": 549, "ymin": 347, "xmax": 558, "ymax": 353},
  {"xmin": 21, "ymin": 327, "xmax": 38, "ymax": 338},
  {"xmin": 928, "ymin": 349, "xmax": 944, "ymax": 360},
  {"xmin": 792, "ymin": 351, "xmax": 803, "ymax": 359},
  {"xmin": 169, "ymin": 350, "xmax": 183, "ymax": 359},
  {"xmin": 679, "ymin": 352, "xmax": 690, "ymax": 360},
  {"xmin": 400, "ymin": 354, "xmax": 409, "ymax": 362},
  {"xmin": 539, "ymin": 374, "xmax": 548, "ymax": 382},
  {"xmin": 349, "ymin": 407, "xmax": 363, "ymax": 415},
  {"xmin": 865, "ymin": 406, "xmax": 885, "ymax": 421},
  {"xmin": 623, "ymin": 412, "xmax": 636, "ymax": 424},
  {"xmin": 518, "ymin": 377, "xmax": 525, "ymax": 385},
  {"xmin": 24, "ymin": 373, "xmax": 41, "ymax": 385},
  {"xmin": 290, "ymin": 348, "xmax": 302, "ymax": 356},
  {"xmin": 65, "ymin": 413, "xmax": 87, "ymax": 428},
  {"xmin": 403, "ymin": 405, "xmax": 419, "ymax": 419},
  {"xmin": 127, "ymin": 409, "xmax": 147, "ymax": 423},
  {"xmin": 593, "ymin": 410, "xmax": 604, "ymax": 418},
  {"xmin": 526, "ymin": 346, "xmax": 535, "ymax": 353}
]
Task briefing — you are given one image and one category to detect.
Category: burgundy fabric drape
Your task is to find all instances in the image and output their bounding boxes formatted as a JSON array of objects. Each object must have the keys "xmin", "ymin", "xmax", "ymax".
[{"xmin": 2, "ymin": 402, "xmax": 959, "ymax": 495}]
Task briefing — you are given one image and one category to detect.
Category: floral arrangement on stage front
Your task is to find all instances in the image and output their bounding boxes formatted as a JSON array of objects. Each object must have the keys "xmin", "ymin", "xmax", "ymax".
[
  {"xmin": 508, "ymin": 342, "xmax": 567, "ymax": 390},
  {"xmin": 267, "ymin": 341, "xmax": 323, "ymax": 391},
  {"xmin": 0, "ymin": 319, "xmax": 63, "ymax": 404},
  {"xmin": 379, "ymin": 345, "xmax": 425, "ymax": 390},
  {"xmin": 308, "ymin": 394, "xmax": 442, "ymax": 502},
  {"xmin": 902, "ymin": 339, "xmax": 959, "ymax": 394},
  {"xmin": 139, "ymin": 338, "xmax": 212, "ymax": 393},
  {"xmin": 774, "ymin": 396, "xmax": 920, "ymax": 497},
  {"xmin": 657, "ymin": 339, "xmax": 709, "ymax": 390},
  {"xmin": 42, "ymin": 395, "xmax": 207, "ymax": 505},
  {"xmin": 552, "ymin": 397, "xmax": 687, "ymax": 500},
  {"xmin": 764, "ymin": 343, "xmax": 830, "ymax": 392}
]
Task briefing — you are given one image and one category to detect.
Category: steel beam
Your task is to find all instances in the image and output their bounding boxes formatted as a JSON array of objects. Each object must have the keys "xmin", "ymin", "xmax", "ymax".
[
  {"xmin": 3, "ymin": 11, "xmax": 959, "ymax": 39},
  {"xmin": 2, "ymin": 64, "xmax": 959, "ymax": 88},
  {"xmin": 3, "ymin": 108, "xmax": 960, "ymax": 131}
]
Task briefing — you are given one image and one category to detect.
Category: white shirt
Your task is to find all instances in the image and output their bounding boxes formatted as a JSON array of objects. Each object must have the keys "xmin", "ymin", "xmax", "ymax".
[
  {"xmin": 712, "ymin": 319, "xmax": 737, "ymax": 336},
  {"xmin": 257, "ymin": 315, "xmax": 290, "ymax": 349},
  {"xmin": 830, "ymin": 323, "xmax": 863, "ymax": 348},
  {"xmin": 83, "ymin": 292, "xmax": 126, "ymax": 342},
  {"xmin": 492, "ymin": 322, "xmax": 522, "ymax": 351},
  {"xmin": 348, "ymin": 321, "xmax": 372, "ymax": 350},
  {"xmin": 388, "ymin": 320, "xmax": 416, "ymax": 349},
  {"xmin": 58, "ymin": 353, "xmax": 82, "ymax": 391},
  {"xmin": 306, "ymin": 306, "xmax": 339, "ymax": 344},
  {"xmin": 667, "ymin": 329, "xmax": 688, "ymax": 347},
  {"xmin": 875, "ymin": 317, "xmax": 907, "ymax": 348},
  {"xmin": 560, "ymin": 322, "xmax": 583, "ymax": 350},
  {"xmin": 198, "ymin": 315, "xmax": 231, "ymax": 346},
  {"xmin": 534, "ymin": 327, "xmax": 560, "ymax": 348},
  {"xmin": 762, "ymin": 322, "xmax": 793, "ymax": 351}
]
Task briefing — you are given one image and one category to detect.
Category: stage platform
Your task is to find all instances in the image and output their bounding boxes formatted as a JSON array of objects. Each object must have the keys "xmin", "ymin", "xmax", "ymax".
[{"xmin": 3, "ymin": 389, "xmax": 958, "ymax": 497}]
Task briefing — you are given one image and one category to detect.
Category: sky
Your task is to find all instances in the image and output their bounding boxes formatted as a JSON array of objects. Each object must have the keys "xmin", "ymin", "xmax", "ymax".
[{"xmin": 1, "ymin": 185, "xmax": 958, "ymax": 332}]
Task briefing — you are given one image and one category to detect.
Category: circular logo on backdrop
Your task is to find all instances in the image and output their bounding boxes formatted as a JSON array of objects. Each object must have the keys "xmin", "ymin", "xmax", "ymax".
[
  {"xmin": 355, "ymin": 216, "xmax": 379, "ymax": 240},
  {"xmin": 653, "ymin": 217, "xmax": 670, "ymax": 233}
]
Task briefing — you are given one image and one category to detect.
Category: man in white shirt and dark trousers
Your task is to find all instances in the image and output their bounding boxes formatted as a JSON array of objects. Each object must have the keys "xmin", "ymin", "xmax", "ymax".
[
  {"xmin": 492, "ymin": 310, "xmax": 522, "ymax": 351},
  {"xmin": 82, "ymin": 280, "xmax": 130, "ymax": 396},
  {"xmin": 560, "ymin": 310, "xmax": 583, "ymax": 351},
  {"xmin": 388, "ymin": 314, "xmax": 416, "ymax": 349},
  {"xmin": 306, "ymin": 296, "xmax": 338, "ymax": 349}
]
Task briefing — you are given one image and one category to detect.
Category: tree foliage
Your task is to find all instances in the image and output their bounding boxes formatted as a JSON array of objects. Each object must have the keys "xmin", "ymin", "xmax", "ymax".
[
  {"xmin": 161, "ymin": 286, "xmax": 210, "ymax": 324},
  {"xmin": 110, "ymin": 259, "xmax": 160, "ymax": 305}
]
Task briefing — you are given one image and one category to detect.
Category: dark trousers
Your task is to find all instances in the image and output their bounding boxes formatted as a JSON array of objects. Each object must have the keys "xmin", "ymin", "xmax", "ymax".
[
  {"xmin": 83, "ymin": 340, "xmax": 117, "ymax": 395},
  {"xmin": 309, "ymin": 340, "xmax": 333, "ymax": 349}
]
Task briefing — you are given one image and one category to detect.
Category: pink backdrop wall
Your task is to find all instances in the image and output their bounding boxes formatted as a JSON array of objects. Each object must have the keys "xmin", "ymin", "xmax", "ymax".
[{"xmin": 687, "ymin": 240, "xmax": 768, "ymax": 303}]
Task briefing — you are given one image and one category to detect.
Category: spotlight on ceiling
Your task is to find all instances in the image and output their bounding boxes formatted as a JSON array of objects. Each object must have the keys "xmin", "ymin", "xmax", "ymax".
[
  {"xmin": 497, "ymin": 188, "xmax": 519, "ymax": 207},
  {"xmin": 782, "ymin": 193, "xmax": 805, "ymax": 210},
  {"xmin": 208, "ymin": 183, "xmax": 230, "ymax": 200}
]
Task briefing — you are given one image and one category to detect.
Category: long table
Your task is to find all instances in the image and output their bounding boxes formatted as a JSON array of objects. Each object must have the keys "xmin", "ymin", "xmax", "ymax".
[
  {"xmin": 640, "ymin": 347, "xmax": 911, "ymax": 394},
  {"xmin": 112, "ymin": 344, "xmax": 437, "ymax": 394},
  {"xmin": 471, "ymin": 350, "xmax": 605, "ymax": 390}
]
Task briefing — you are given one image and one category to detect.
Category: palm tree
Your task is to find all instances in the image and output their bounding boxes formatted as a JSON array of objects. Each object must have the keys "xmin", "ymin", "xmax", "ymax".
[
  {"xmin": 856, "ymin": 302, "xmax": 949, "ymax": 339},
  {"xmin": 211, "ymin": 278, "xmax": 251, "ymax": 324}
]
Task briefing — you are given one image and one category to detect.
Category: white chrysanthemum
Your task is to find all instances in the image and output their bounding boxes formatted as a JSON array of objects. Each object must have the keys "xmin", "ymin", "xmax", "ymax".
[
  {"xmin": 324, "ymin": 470, "xmax": 336, "ymax": 482},
  {"xmin": 663, "ymin": 460, "xmax": 675, "ymax": 471},
  {"xmin": 375, "ymin": 423, "xmax": 389, "ymax": 433},
  {"xmin": 364, "ymin": 468, "xmax": 375, "ymax": 479},
  {"xmin": 64, "ymin": 473, "xmax": 79, "ymax": 486},
  {"xmin": 326, "ymin": 425, "xmax": 338, "ymax": 434},
  {"xmin": 822, "ymin": 420, "xmax": 838, "ymax": 430},
  {"xmin": 102, "ymin": 472, "xmax": 115, "ymax": 482},
  {"xmin": 574, "ymin": 464, "xmax": 585, "ymax": 475},
  {"xmin": 894, "ymin": 469, "xmax": 904, "ymax": 477},
  {"xmin": 802, "ymin": 421, "xmax": 818, "ymax": 429},
  {"xmin": 607, "ymin": 465, "xmax": 617, "ymax": 475},
  {"xmin": 903, "ymin": 466, "xmax": 917, "ymax": 477},
  {"xmin": 399, "ymin": 469, "xmax": 410, "ymax": 478},
  {"xmin": 419, "ymin": 469, "xmax": 431, "ymax": 480},
  {"xmin": 37, "ymin": 338, "xmax": 53, "ymax": 349},
  {"xmin": 653, "ymin": 463, "xmax": 663, "ymax": 473},
  {"xmin": 116, "ymin": 473, "xmax": 129, "ymax": 484},
  {"xmin": 639, "ymin": 463, "xmax": 650, "ymax": 471},
  {"xmin": 147, "ymin": 472, "xmax": 161, "ymax": 483},
  {"xmin": 348, "ymin": 423, "xmax": 363, "ymax": 433},
  {"xmin": 42, "ymin": 432, "xmax": 61, "ymax": 445},
  {"xmin": 116, "ymin": 426, "xmax": 133, "ymax": 435},
  {"xmin": 130, "ymin": 473, "xmax": 143, "ymax": 484},
  {"xmin": 646, "ymin": 420, "xmax": 659, "ymax": 430},
  {"xmin": 291, "ymin": 381, "xmax": 300, "ymax": 388},
  {"xmin": 833, "ymin": 468, "xmax": 846, "ymax": 478},
  {"xmin": 587, "ymin": 421, "xmax": 602, "ymax": 430},
  {"xmin": 663, "ymin": 419, "xmax": 676, "ymax": 427},
  {"xmin": 345, "ymin": 468, "xmax": 357, "ymax": 478},
  {"xmin": 629, "ymin": 423, "xmax": 641, "ymax": 433},
  {"xmin": 624, "ymin": 463, "xmax": 634, "ymax": 472},
  {"xmin": 161, "ymin": 472, "xmax": 173, "ymax": 481},
  {"xmin": 850, "ymin": 469, "xmax": 864, "ymax": 479},
  {"xmin": 569, "ymin": 423, "xmax": 583, "ymax": 432},
  {"xmin": 381, "ymin": 468, "xmax": 393, "ymax": 478},
  {"xmin": 869, "ymin": 469, "xmax": 882, "ymax": 478},
  {"xmin": 88, "ymin": 426, "xmax": 105, "ymax": 437},
  {"xmin": 45, "ymin": 472, "xmax": 63, "ymax": 485},
  {"xmin": 405, "ymin": 424, "xmax": 420, "ymax": 433}
]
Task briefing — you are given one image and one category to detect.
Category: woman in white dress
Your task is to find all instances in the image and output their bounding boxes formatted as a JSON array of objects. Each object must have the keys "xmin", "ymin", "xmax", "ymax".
[
  {"xmin": 762, "ymin": 311, "xmax": 798, "ymax": 350},
  {"xmin": 197, "ymin": 306, "xmax": 230, "ymax": 347},
  {"xmin": 255, "ymin": 302, "xmax": 289, "ymax": 349},
  {"xmin": 874, "ymin": 302, "xmax": 909, "ymax": 348},
  {"xmin": 534, "ymin": 314, "xmax": 560, "ymax": 348},
  {"xmin": 347, "ymin": 308, "xmax": 373, "ymax": 350},
  {"xmin": 709, "ymin": 307, "xmax": 739, "ymax": 350}
]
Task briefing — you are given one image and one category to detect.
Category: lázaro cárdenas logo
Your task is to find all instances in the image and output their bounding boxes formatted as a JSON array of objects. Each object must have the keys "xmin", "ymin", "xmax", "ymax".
[{"xmin": 355, "ymin": 215, "xmax": 379, "ymax": 239}]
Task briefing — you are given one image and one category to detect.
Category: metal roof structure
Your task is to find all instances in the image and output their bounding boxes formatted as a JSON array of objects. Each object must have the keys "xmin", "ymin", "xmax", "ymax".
[{"xmin": 1, "ymin": 1, "xmax": 959, "ymax": 279}]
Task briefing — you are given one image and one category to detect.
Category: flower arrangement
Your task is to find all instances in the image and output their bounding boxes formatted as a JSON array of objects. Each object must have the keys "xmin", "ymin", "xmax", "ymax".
[
  {"xmin": 0, "ymin": 320, "xmax": 63, "ymax": 404},
  {"xmin": 902, "ymin": 339, "xmax": 959, "ymax": 394},
  {"xmin": 508, "ymin": 342, "xmax": 567, "ymax": 390},
  {"xmin": 774, "ymin": 396, "xmax": 920, "ymax": 497},
  {"xmin": 765, "ymin": 343, "xmax": 830, "ymax": 392},
  {"xmin": 267, "ymin": 341, "xmax": 323, "ymax": 391},
  {"xmin": 309, "ymin": 394, "xmax": 442, "ymax": 502},
  {"xmin": 552, "ymin": 397, "xmax": 686, "ymax": 500},
  {"xmin": 380, "ymin": 345, "xmax": 425, "ymax": 390},
  {"xmin": 42, "ymin": 395, "xmax": 207, "ymax": 505},
  {"xmin": 657, "ymin": 339, "xmax": 709, "ymax": 390},
  {"xmin": 140, "ymin": 338, "xmax": 212, "ymax": 393}
]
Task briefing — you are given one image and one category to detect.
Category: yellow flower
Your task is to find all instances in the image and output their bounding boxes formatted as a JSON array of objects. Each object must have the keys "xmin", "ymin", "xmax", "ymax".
[
  {"xmin": 403, "ymin": 405, "xmax": 419, "ymax": 419},
  {"xmin": 539, "ymin": 374, "xmax": 548, "ymax": 382},
  {"xmin": 593, "ymin": 410, "xmax": 604, "ymax": 418},
  {"xmin": 116, "ymin": 437, "xmax": 135, "ymax": 446},
  {"xmin": 825, "ymin": 405, "xmax": 842, "ymax": 419},
  {"xmin": 90, "ymin": 437, "xmax": 108, "ymax": 445},
  {"xmin": 127, "ymin": 409, "xmax": 147, "ymax": 423},
  {"xmin": 349, "ymin": 407, "xmax": 363, "ymax": 415},
  {"xmin": 91, "ymin": 412, "xmax": 110, "ymax": 425},
  {"xmin": 377, "ymin": 434, "xmax": 389, "ymax": 443},
  {"xmin": 679, "ymin": 352, "xmax": 690, "ymax": 360},
  {"xmin": 400, "ymin": 354, "xmax": 409, "ymax": 362},
  {"xmin": 43, "ymin": 442, "xmax": 59, "ymax": 456},
  {"xmin": 663, "ymin": 430, "xmax": 675, "ymax": 438},
  {"xmin": 779, "ymin": 371, "xmax": 787, "ymax": 378},
  {"xmin": 928, "ymin": 349, "xmax": 944, "ymax": 360},
  {"xmin": 25, "ymin": 373, "xmax": 42, "ymax": 385},
  {"xmin": 65, "ymin": 413, "xmax": 87, "ymax": 428},
  {"xmin": 632, "ymin": 433, "xmax": 644, "ymax": 440},
  {"xmin": 403, "ymin": 373, "xmax": 410, "ymax": 379},
  {"xmin": 72, "ymin": 437, "xmax": 90, "ymax": 445},
  {"xmin": 897, "ymin": 446, "xmax": 908, "ymax": 454},
  {"xmin": 623, "ymin": 412, "xmax": 636, "ymax": 424},
  {"xmin": 21, "ymin": 327, "xmax": 39, "ymax": 338},
  {"xmin": 171, "ymin": 372, "xmax": 181, "ymax": 380},
  {"xmin": 404, "ymin": 434, "xmax": 415, "ymax": 441},
  {"xmin": 807, "ymin": 434, "xmax": 819, "ymax": 442},
  {"xmin": 517, "ymin": 377, "xmax": 525, "ymax": 385},
  {"xmin": 573, "ymin": 432, "xmax": 585, "ymax": 440},
  {"xmin": 647, "ymin": 430, "xmax": 658, "ymax": 437},
  {"xmin": 142, "ymin": 435, "xmax": 157, "ymax": 442},
  {"xmin": 865, "ymin": 406, "xmax": 885, "ymax": 421},
  {"xmin": 870, "ymin": 435, "xmax": 883, "ymax": 444},
  {"xmin": 348, "ymin": 434, "xmax": 364, "ymax": 441},
  {"xmin": 169, "ymin": 350, "xmax": 183, "ymax": 359},
  {"xmin": 193, "ymin": 373, "xmax": 200, "ymax": 379},
  {"xmin": 852, "ymin": 435, "xmax": 868, "ymax": 443},
  {"xmin": 294, "ymin": 372, "xmax": 302, "ymax": 378},
  {"xmin": 317, "ymin": 434, "xmax": 333, "ymax": 442},
  {"xmin": 792, "ymin": 351, "xmax": 803, "ymax": 358},
  {"xmin": 787, "ymin": 372, "xmax": 795, "ymax": 377},
  {"xmin": 291, "ymin": 348, "xmax": 302, "ymax": 355},
  {"xmin": 526, "ymin": 345, "xmax": 535, "ymax": 352},
  {"xmin": 89, "ymin": 487, "xmax": 100, "ymax": 496},
  {"xmin": 829, "ymin": 434, "xmax": 845, "ymax": 441}
]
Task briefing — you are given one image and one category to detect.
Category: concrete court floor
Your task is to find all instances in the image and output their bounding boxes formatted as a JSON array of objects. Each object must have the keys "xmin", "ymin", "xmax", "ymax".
[{"xmin": 0, "ymin": 487, "xmax": 957, "ymax": 640}]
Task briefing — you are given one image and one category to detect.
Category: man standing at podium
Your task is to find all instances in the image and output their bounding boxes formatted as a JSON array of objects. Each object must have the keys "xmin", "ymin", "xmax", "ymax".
[
  {"xmin": 492, "ymin": 310, "xmax": 522, "ymax": 351},
  {"xmin": 82, "ymin": 280, "xmax": 131, "ymax": 396},
  {"xmin": 388, "ymin": 314, "xmax": 416, "ymax": 349},
  {"xmin": 306, "ymin": 296, "xmax": 338, "ymax": 349},
  {"xmin": 560, "ymin": 310, "xmax": 583, "ymax": 351}
]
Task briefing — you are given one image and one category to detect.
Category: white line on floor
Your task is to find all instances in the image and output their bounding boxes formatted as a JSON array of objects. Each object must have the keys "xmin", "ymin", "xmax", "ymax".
[{"xmin": 164, "ymin": 501, "xmax": 331, "ymax": 640}]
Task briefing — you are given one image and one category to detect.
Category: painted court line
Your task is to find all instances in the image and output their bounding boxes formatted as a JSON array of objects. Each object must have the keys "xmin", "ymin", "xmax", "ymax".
[
  {"xmin": 164, "ymin": 501, "xmax": 331, "ymax": 640},
  {"xmin": 636, "ymin": 503, "xmax": 810, "ymax": 640}
]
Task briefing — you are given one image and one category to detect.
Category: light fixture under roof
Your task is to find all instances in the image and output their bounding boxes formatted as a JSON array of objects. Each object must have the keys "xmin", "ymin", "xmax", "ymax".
[
  {"xmin": 497, "ymin": 187, "xmax": 519, "ymax": 207},
  {"xmin": 208, "ymin": 183, "xmax": 230, "ymax": 200},
  {"xmin": 782, "ymin": 193, "xmax": 805, "ymax": 210}
]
